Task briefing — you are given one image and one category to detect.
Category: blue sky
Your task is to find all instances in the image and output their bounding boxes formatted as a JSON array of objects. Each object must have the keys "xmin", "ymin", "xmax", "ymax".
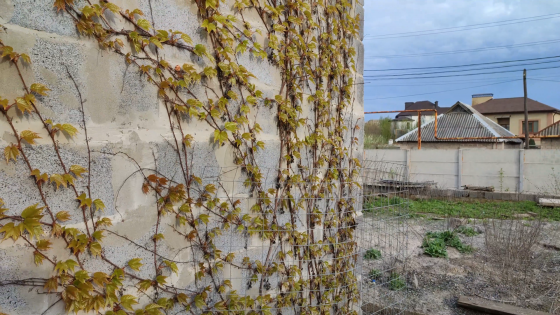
[{"xmin": 363, "ymin": 0, "xmax": 560, "ymax": 120}]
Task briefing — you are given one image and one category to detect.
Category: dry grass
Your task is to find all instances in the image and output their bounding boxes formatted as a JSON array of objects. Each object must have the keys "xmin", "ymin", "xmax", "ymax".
[{"xmin": 483, "ymin": 218, "xmax": 544, "ymax": 281}]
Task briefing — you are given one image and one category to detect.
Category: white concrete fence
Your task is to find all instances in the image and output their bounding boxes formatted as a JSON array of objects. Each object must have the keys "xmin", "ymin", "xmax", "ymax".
[{"xmin": 365, "ymin": 149, "xmax": 560, "ymax": 195}]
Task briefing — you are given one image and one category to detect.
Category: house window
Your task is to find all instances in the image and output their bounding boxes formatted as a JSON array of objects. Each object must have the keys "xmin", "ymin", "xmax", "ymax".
[
  {"xmin": 497, "ymin": 118, "xmax": 510, "ymax": 130},
  {"xmin": 522, "ymin": 120, "xmax": 539, "ymax": 134}
]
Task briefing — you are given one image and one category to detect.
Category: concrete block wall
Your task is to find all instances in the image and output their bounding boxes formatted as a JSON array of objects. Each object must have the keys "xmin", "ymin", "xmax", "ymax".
[
  {"xmin": 365, "ymin": 149, "xmax": 560, "ymax": 195},
  {"xmin": 0, "ymin": 0, "xmax": 365, "ymax": 313}
]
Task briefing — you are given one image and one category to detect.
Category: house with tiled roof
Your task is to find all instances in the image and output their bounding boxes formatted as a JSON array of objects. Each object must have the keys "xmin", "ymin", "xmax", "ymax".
[
  {"xmin": 396, "ymin": 101, "xmax": 522, "ymax": 150},
  {"xmin": 472, "ymin": 94, "xmax": 560, "ymax": 145}
]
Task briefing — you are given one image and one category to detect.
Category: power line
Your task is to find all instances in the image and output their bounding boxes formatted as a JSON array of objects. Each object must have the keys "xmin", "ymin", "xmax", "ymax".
[
  {"xmin": 363, "ymin": 65, "xmax": 560, "ymax": 80},
  {"xmin": 363, "ymin": 80, "xmax": 519, "ymax": 101},
  {"xmin": 364, "ymin": 13, "xmax": 560, "ymax": 39},
  {"xmin": 530, "ymin": 78, "xmax": 560, "ymax": 83},
  {"xmin": 363, "ymin": 59, "xmax": 560, "ymax": 78},
  {"xmin": 364, "ymin": 55, "xmax": 560, "ymax": 72},
  {"xmin": 364, "ymin": 39, "xmax": 560, "ymax": 59}
]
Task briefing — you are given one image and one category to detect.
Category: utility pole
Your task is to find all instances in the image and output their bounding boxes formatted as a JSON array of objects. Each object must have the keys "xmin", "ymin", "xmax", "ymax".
[{"xmin": 523, "ymin": 69, "xmax": 529, "ymax": 149}]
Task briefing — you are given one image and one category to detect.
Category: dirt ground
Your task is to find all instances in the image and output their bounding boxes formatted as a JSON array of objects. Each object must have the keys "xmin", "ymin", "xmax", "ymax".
[{"xmin": 399, "ymin": 217, "xmax": 560, "ymax": 315}]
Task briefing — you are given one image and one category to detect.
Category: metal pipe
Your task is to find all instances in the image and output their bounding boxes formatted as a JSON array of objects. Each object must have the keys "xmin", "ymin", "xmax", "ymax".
[{"xmin": 417, "ymin": 111, "xmax": 422, "ymax": 150}]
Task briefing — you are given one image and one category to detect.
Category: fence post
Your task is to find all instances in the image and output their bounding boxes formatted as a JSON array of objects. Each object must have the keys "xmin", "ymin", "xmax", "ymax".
[
  {"xmin": 406, "ymin": 149, "xmax": 411, "ymax": 181},
  {"xmin": 457, "ymin": 149, "xmax": 463, "ymax": 189},
  {"xmin": 518, "ymin": 149, "xmax": 524, "ymax": 193}
]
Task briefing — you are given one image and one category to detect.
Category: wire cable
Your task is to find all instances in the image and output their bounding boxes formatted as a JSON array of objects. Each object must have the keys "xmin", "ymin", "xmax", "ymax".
[
  {"xmin": 363, "ymin": 65, "xmax": 560, "ymax": 80},
  {"xmin": 364, "ymin": 13, "xmax": 560, "ymax": 39},
  {"xmin": 364, "ymin": 39, "xmax": 560, "ymax": 59},
  {"xmin": 364, "ymin": 55, "xmax": 560, "ymax": 72},
  {"xmin": 363, "ymin": 59, "xmax": 560, "ymax": 78},
  {"xmin": 363, "ymin": 80, "xmax": 519, "ymax": 101}
]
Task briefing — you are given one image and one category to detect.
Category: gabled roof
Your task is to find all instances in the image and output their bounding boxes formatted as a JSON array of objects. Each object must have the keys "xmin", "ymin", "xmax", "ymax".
[
  {"xmin": 475, "ymin": 97, "xmax": 559, "ymax": 114},
  {"xmin": 537, "ymin": 120, "xmax": 560, "ymax": 136},
  {"xmin": 396, "ymin": 102, "xmax": 522, "ymax": 143},
  {"xmin": 396, "ymin": 101, "xmax": 450, "ymax": 118}
]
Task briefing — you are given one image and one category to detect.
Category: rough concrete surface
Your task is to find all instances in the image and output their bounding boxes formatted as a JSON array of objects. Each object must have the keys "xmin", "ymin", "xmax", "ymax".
[{"xmin": 0, "ymin": 0, "xmax": 365, "ymax": 313}]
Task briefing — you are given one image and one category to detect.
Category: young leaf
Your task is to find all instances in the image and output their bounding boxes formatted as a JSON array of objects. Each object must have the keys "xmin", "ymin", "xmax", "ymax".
[
  {"xmin": 156, "ymin": 275, "xmax": 167, "ymax": 284},
  {"xmin": 54, "ymin": 211, "xmax": 70, "ymax": 222},
  {"xmin": 36, "ymin": 239, "xmax": 52, "ymax": 251},
  {"xmin": 120, "ymin": 295, "xmax": 138, "ymax": 311},
  {"xmin": 20, "ymin": 130, "xmax": 41, "ymax": 144},
  {"xmin": 77, "ymin": 193, "xmax": 92, "ymax": 208},
  {"xmin": 56, "ymin": 124, "xmax": 78, "ymax": 137},
  {"xmin": 164, "ymin": 261, "xmax": 179, "ymax": 274},
  {"xmin": 50, "ymin": 174, "xmax": 67, "ymax": 190},
  {"xmin": 69, "ymin": 165, "xmax": 88, "ymax": 178},
  {"xmin": 137, "ymin": 279, "xmax": 152, "ymax": 291},
  {"xmin": 0, "ymin": 222, "xmax": 21, "ymax": 241},
  {"xmin": 90, "ymin": 241, "xmax": 101, "ymax": 257},
  {"xmin": 224, "ymin": 122, "xmax": 238, "ymax": 132},
  {"xmin": 92, "ymin": 230, "xmax": 105, "ymax": 242},
  {"xmin": 15, "ymin": 97, "xmax": 34, "ymax": 113},
  {"xmin": 95, "ymin": 217, "xmax": 112, "ymax": 228},
  {"xmin": 30, "ymin": 83, "xmax": 50, "ymax": 96},
  {"xmin": 34, "ymin": 251, "xmax": 44, "ymax": 265},
  {"xmin": 128, "ymin": 258, "xmax": 143, "ymax": 271},
  {"xmin": 4, "ymin": 144, "xmax": 19, "ymax": 163},
  {"xmin": 0, "ymin": 98, "xmax": 8, "ymax": 110},
  {"xmin": 93, "ymin": 199, "xmax": 105, "ymax": 212},
  {"xmin": 20, "ymin": 53, "xmax": 31, "ymax": 64},
  {"xmin": 180, "ymin": 33, "xmax": 192, "ymax": 45},
  {"xmin": 137, "ymin": 19, "xmax": 151, "ymax": 30}
]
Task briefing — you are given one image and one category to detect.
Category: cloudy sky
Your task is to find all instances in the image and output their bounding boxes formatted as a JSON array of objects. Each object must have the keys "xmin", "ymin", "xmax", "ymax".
[{"xmin": 362, "ymin": 0, "xmax": 560, "ymax": 119}]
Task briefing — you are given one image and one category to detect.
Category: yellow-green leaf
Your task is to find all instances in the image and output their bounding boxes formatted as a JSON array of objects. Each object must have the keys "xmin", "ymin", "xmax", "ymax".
[
  {"xmin": 0, "ymin": 222, "xmax": 21, "ymax": 241},
  {"xmin": 30, "ymin": 83, "xmax": 50, "ymax": 96},
  {"xmin": 69, "ymin": 165, "xmax": 88, "ymax": 178},
  {"xmin": 20, "ymin": 130, "xmax": 41, "ymax": 145},
  {"xmin": 120, "ymin": 295, "xmax": 138, "ymax": 311},
  {"xmin": 137, "ymin": 19, "xmax": 151, "ymax": 30},
  {"xmin": 50, "ymin": 174, "xmax": 67, "ymax": 190},
  {"xmin": 93, "ymin": 199, "xmax": 105, "ymax": 212},
  {"xmin": 164, "ymin": 261, "xmax": 178, "ymax": 274},
  {"xmin": 128, "ymin": 258, "xmax": 143, "ymax": 271},
  {"xmin": 224, "ymin": 122, "xmax": 237, "ymax": 132},
  {"xmin": 4, "ymin": 144, "xmax": 19, "ymax": 163}
]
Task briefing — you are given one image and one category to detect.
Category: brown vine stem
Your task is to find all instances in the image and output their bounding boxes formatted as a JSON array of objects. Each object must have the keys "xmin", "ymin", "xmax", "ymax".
[
  {"xmin": 12, "ymin": 60, "xmax": 92, "ymax": 239},
  {"xmin": 64, "ymin": 65, "xmax": 96, "ymax": 232}
]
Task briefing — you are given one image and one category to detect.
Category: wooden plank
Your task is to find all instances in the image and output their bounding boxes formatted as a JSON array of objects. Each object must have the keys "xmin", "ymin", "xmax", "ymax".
[
  {"xmin": 539, "ymin": 198, "xmax": 560, "ymax": 207},
  {"xmin": 457, "ymin": 296, "xmax": 549, "ymax": 315}
]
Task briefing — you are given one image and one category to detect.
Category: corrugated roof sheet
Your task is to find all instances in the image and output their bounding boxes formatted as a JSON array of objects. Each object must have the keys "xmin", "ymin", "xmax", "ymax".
[
  {"xmin": 396, "ymin": 102, "xmax": 522, "ymax": 143},
  {"xmin": 537, "ymin": 121, "xmax": 560, "ymax": 136}
]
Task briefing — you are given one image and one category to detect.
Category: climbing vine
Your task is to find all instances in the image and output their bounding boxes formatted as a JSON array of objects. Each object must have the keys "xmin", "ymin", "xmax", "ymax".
[{"xmin": 0, "ymin": 0, "xmax": 362, "ymax": 314}]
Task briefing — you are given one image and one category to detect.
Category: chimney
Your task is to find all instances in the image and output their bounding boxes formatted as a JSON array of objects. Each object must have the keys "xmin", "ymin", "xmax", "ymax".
[
  {"xmin": 472, "ymin": 93, "xmax": 493, "ymax": 106},
  {"xmin": 434, "ymin": 101, "xmax": 438, "ymax": 108}
]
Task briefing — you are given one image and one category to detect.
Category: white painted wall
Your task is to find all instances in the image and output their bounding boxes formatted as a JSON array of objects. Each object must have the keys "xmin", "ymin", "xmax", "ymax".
[{"xmin": 365, "ymin": 149, "xmax": 560, "ymax": 195}]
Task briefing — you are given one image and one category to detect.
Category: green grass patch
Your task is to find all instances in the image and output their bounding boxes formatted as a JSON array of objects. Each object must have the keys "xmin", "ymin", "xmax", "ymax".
[
  {"xmin": 364, "ymin": 248, "xmax": 382, "ymax": 260},
  {"xmin": 369, "ymin": 269, "xmax": 382, "ymax": 281},
  {"xmin": 455, "ymin": 226, "xmax": 479, "ymax": 237},
  {"xmin": 408, "ymin": 199, "xmax": 559, "ymax": 221},
  {"xmin": 422, "ymin": 231, "xmax": 473, "ymax": 258},
  {"xmin": 388, "ymin": 272, "xmax": 406, "ymax": 291}
]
